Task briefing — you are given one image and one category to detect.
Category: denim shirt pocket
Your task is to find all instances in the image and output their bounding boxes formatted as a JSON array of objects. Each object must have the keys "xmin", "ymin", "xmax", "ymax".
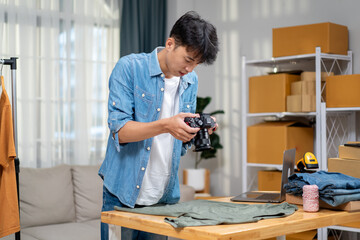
[
  {"xmin": 134, "ymin": 85, "xmax": 155, "ymax": 119},
  {"xmin": 181, "ymin": 101, "xmax": 196, "ymax": 113}
]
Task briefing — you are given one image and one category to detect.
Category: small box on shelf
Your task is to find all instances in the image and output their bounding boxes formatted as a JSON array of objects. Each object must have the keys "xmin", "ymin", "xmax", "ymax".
[
  {"xmin": 291, "ymin": 81, "xmax": 316, "ymax": 95},
  {"xmin": 300, "ymin": 71, "xmax": 334, "ymax": 82},
  {"xmin": 287, "ymin": 95, "xmax": 315, "ymax": 112}
]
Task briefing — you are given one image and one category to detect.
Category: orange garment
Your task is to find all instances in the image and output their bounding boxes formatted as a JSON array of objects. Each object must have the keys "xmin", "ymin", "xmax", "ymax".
[{"xmin": 0, "ymin": 76, "xmax": 20, "ymax": 237}]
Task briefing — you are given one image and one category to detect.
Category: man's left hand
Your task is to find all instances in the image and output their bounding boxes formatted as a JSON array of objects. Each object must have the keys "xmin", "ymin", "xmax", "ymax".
[{"xmin": 208, "ymin": 116, "xmax": 218, "ymax": 135}]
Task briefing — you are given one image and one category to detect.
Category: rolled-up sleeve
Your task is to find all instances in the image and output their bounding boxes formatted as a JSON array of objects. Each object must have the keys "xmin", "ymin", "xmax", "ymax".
[{"xmin": 108, "ymin": 58, "xmax": 134, "ymax": 152}]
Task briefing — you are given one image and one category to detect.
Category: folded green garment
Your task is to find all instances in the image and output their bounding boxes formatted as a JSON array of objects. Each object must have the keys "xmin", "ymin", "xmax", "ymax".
[{"xmin": 115, "ymin": 199, "xmax": 298, "ymax": 228}]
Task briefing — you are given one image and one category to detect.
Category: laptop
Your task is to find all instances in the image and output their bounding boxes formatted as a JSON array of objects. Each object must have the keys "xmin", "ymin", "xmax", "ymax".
[{"xmin": 231, "ymin": 148, "xmax": 296, "ymax": 203}]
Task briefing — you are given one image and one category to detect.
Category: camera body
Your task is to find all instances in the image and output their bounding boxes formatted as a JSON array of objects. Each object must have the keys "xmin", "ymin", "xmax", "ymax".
[{"xmin": 184, "ymin": 113, "xmax": 216, "ymax": 152}]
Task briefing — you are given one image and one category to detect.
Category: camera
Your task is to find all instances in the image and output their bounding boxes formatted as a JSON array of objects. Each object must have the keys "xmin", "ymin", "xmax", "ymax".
[{"xmin": 184, "ymin": 113, "xmax": 216, "ymax": 152}]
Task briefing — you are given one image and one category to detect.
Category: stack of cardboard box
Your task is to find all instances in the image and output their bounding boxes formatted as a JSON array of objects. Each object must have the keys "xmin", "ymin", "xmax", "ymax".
[
  {"xmin": 328, "ymin": 143, "xmax": 360, "ymax": 229},
  {"xmin": 272, "ymin": 22, "xmax": 349, "ymax": 112},
  {"xmin": 328, "ymin": 143, "xmax": 360, "ymax": 178},
  {"xmin": 286, "ymin": 72, "xmax": 332, "ymax": 112}
]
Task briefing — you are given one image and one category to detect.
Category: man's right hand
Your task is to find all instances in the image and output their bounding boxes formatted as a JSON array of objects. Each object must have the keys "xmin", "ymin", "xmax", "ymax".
[{"xmin": 166, "ymin": 112, "xmax": 200, "ymax": 142}]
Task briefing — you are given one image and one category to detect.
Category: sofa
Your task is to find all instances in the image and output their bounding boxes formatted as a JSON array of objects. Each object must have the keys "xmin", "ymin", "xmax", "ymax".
[{"xmin": 2, "ymin": 164, "xmax": 195, "ymax": 240}]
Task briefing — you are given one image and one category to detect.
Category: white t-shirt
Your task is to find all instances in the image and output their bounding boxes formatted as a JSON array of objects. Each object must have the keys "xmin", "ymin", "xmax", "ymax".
[{"xmin": 135, "ymin": 76, "xmax": 180, "ymax": 205}]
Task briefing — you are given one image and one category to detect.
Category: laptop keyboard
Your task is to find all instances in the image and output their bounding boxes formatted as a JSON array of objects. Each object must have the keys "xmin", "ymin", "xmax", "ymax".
[{"xmin": 256, "ymin": 193, "xmax": 279, "ymax": 200}]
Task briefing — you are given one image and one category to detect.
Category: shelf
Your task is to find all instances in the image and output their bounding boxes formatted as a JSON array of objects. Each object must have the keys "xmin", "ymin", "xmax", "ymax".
[
  {"xmin": 245, "ymin": 51, "xmax": 352, "ymax": 74},
  {"xmin": 246, "ymin": 52, "xmax": 352, "ymax": 67},
  {"xmin": 327, "ymin": 107, "xmax": 360, "ymax": 112},
  {"xmin": 327, "ymin": 225, "xmax": 360, "ymax": 233},
  {"xmin": 246, "ymin": 163, "xmax": 283, "ymax": 170},
  {"xmin": 247, "ymin": 112, "xmax": 316, "ymax": 118},
  {"xmin": 242, "ymin": 47, "xmax": 356, "ymax": 240},
  {"xmin": 246, "ymin": 108, "xmax": 360, "ymax": 117}
]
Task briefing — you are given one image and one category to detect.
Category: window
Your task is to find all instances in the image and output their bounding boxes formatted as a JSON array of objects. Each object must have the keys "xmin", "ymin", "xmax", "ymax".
[{"xmin": 0, "ymin": 0, "xmax": 120, "ymax": 167}]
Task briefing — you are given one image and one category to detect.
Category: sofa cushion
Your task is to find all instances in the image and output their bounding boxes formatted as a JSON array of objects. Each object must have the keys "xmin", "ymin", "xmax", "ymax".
[
  {"xmin": 19, "ymin": 233, "xmax": 39, "ymax": 240},
  {"xmin": 71, "ymin": 165, "xmax": 103, "ymax": 222},
  {"xmin": 21, "ymin": 221, "xmax": 100, "ymax": 240},
  {"xmin": 19, "ymin": 164, "xmax": 76, "ymax": 228}
]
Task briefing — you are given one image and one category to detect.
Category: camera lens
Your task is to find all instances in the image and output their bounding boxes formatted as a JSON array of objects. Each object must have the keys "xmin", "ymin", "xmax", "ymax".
[{"xmin": 194, "ymin": 128, "xmax": 212, "ymax": 152}]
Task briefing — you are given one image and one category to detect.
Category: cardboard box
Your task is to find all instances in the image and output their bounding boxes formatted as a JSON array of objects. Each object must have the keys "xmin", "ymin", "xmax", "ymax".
[
  {"xmin": 291, "ymin": 81, "xmax": 316, "ymax": 95},
  {"xmin": 247, "ymin": 121, "xmax": 314, "ymax": 164},
  {"xmin": 249, "ymin": 74, "xmax": 300, "ymax": 113},
  {"xmin": 264, "ymin": 230, "xmax": 317, "ymax": 240},
  {"xmin": 291, "ymin": 79, "xmax": 326, "ymax": 101},
  {"xmin": 287, "ymin": 95, "xmax": 302, "ymax": 112},
  {"xmin": 273, "ymin": 22, "xmax": 348, "ymax": 57},
  {"xmin": 339, "ymin": 145, "xmax": 360, "ymax": 160},
  {"xmin": 301, "ymin": 72, "xmax": 334, "ymax": 82},
  {"xmin": 302, "ymin": 95, "xmax": 316, "ymax": 112},
  {"xmin": 286, "ymin": 230, "xmax": 317, "ymax": 240},
  {"xmin": 326, "ymin": 74, "xmax": 360, "ymax": 108},
  {"xmin": 328, "ymin": 158, "xmax": 360, "ymax": 178},
  {"xmin": 258, "ymin": 170, "xmax": 282, "ymax": 191},
  {"xmin": 339, "ymin": 221, "xmax": 360, "ymax": 228},
  {"xmin": 287, "ymin": 95, "xmax": 315, "ymax": 112}
]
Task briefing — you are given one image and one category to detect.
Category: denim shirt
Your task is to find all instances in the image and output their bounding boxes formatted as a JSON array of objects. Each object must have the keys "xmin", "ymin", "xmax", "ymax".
[{"xmin": 99, "ymin": 48, "xmax": 198, "ymax": 208}]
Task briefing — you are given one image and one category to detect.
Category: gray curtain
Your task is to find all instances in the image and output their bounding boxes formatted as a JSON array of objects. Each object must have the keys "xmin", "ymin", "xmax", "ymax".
[{"xmin": 120, "ymin": 0, "xmax": 167, "ymax": 57}]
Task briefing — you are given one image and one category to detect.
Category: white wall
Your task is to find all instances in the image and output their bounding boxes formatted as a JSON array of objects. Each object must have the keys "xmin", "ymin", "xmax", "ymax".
[{"xmin": 168, "ymin": 0, "xmax": 360, "ymax": 197}]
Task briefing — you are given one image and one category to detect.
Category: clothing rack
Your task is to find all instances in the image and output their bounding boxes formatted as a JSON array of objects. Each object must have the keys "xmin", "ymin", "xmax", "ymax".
[{"xmin": 1, "ymin": 57, "xmax": 20, "ymax": 240}]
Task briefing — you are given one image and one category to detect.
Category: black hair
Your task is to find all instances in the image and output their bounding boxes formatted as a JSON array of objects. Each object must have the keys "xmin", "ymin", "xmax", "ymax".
[{"xmin": 170, "ymin": 11, "xmax": 219, "ymax": 65}]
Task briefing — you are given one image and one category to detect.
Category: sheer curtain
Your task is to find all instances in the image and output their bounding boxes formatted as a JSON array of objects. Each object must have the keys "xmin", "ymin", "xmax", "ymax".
[{"xmin": 0, "ymin": 0, "xmax": 120, "ymax": 168}]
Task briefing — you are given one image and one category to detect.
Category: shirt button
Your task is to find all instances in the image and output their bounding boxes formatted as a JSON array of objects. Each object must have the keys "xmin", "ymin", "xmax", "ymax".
[
  {"xmin": 147, "ymin": 147, "xmax": 150, "ymax": 151},
  {"xmin": 160, "ymin": 87, "xmax": 164, "ymax": 92},
  {"xmin": 157, "ymin": 108, "xmax": 161, "ymax": 112},
  {"xmin": 136, "ymin": 185, "xmax": 140, "ymax": 189},
  {"xmin": 141, "ymin": 167, "xmax": 145, "ymax": 171},
  {"xmin": 112, "ymin": 101, "xmax": 115, "ymax": 106},
  {"xmin": 187, "ymin": 105, "xmax": 190, "ymax": 108},
  {"xmin": 142, "ymin": 93, "xmax": 145, "ymax": 97},
  {"xmin": 161, "ymin": 74, "xmax": 164, "ymax": 78}
]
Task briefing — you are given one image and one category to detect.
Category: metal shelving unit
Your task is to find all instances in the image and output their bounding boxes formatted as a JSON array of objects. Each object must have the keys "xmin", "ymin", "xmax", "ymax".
[{"xmin": 241, "ymin": 47, "xmax": 358, "ymax": 239}]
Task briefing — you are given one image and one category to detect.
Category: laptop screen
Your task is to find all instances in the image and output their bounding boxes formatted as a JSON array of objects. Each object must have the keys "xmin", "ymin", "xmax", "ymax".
[
  {"xmin": 279, "ymin": 148, "xmax": 296, "ymax": 198},
  {"xmin": 230, "ymin": 148, "xmax": 296, "ymax": 203}
]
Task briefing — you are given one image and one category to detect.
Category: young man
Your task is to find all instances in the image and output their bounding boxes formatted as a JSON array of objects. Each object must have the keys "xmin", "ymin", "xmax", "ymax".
[{"xmin": 99, "ymin": 11, "xmax": 219, "ymax": 240}]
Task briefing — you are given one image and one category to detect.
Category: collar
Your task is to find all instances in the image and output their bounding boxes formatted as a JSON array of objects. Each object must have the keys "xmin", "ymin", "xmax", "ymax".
[
  {"xmin": 149, "ymin": 47, "xmax": 195, "ymax": 85},
  {"xmin": 149, "ymin": 47, "xmax": 164, "ymax": 77}
]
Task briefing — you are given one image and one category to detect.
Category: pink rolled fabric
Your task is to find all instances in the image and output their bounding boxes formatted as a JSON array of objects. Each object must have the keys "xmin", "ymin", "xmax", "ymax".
[{"xmin": 302, "ymin": 185, "xmax": 319, "ymax": 212}]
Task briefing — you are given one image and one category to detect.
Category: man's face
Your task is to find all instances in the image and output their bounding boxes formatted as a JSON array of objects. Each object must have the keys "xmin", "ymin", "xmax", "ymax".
[{"xmin": 164, "ymin": 39, "xmax": 200, "ymax": 78}]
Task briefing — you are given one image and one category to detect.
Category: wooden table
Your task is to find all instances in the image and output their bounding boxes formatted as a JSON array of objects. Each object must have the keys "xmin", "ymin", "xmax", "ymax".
[{"xmin": 101, "ymin": 197, "xmax": 360, "ymax": 240}]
